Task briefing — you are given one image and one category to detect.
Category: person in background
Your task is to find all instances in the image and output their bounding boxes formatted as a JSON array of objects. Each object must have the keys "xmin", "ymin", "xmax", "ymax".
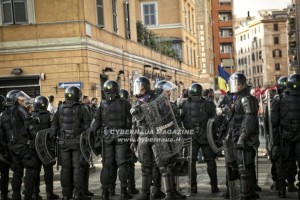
[
  {"xmin": 90, "ymin": 97, "xmax": 98, "ymax": 118},
  {"xmin": 47, "ymin": 95, "xmax": 56, "ymax": 114}
]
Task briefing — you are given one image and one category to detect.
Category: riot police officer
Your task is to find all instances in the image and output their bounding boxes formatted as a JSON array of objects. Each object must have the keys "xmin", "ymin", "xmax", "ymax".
[
  {"xmin": 228, "ymin": 72, "xmax": 259, "ymax": 200},
  {"xmin": 130, "ymin": 76, "xmax": 165, "ymax": 200},
  {"xmin": 154, "ymin": 80, "xmax": 186, "ymax": 200},
  {"xmin": 277, "ymin": 73, "xmax": 300, "ymax": 198},
  {"xmin": 266, "ymin": 76, "xmax": 297, "ymax": 195},
  {"xmin": 0, "ymin": 95, "xmax": 10, "ymax": 200},
  {"xmin": 1, "ymin": 90, "xmax": 37, "ymax": 200},
  {"xmin": 120, "ymin": 89, "xmax": 139, "ymax": 195},
  {"xmin": 181, "ymin": 83, "xmax": 219, "ymax": 194},
  {"xmin": 51, "ymin": 86, "xmax": 91, "ymax": 200},
  {"xmin": 92, "ymin": 81, "xmax": 132, "ymax": 200},
  {"xmin": 81, "ymin": 96, "xmax": 94, "ymax": 198},
  {"xmin": 30, "ymin": 96, "xmax": 59, "ymax": 200}
]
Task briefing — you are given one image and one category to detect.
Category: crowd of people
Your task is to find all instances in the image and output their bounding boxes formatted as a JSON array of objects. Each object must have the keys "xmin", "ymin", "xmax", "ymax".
[{"xmin": 0, "ymin": 72, "xmax": 300, "ymax": 200}]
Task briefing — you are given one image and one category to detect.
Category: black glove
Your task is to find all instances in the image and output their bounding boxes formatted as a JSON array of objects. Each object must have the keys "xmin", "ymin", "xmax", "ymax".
[{"xmin": 237, "ymin": 131, "xmax": 248, "ymax": 150}]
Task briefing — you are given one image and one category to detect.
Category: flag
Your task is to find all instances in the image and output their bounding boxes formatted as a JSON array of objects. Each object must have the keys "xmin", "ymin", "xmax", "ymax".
[
  {"xmin": 218, "ymin": 77, "xmax": 228, "ymax": 95},
  {"xmin": 218, "ymin": 65, "xmax": 230, "ymax": 83},
  {"xmin": 218, "ymin": 65, "xmax": 230, "ymax": 94}
]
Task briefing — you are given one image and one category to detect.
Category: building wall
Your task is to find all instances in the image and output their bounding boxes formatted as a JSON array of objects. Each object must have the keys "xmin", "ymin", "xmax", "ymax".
[
  {"xmin": 0, "ymin": 0, "xmax": 199, "ymax": 103},
  {"xmin": 212, "ymin": 0, "xmax": 235, "ymax": 78},
  {"xmin": 235, "ymin": 11, "xmax": 289, "ymax": 87}
]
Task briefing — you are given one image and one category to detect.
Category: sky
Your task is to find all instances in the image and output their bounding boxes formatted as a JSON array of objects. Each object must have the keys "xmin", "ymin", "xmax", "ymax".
[{"xmin": 234, "ymin": 0, "xmax": 292, "ymax": 17}]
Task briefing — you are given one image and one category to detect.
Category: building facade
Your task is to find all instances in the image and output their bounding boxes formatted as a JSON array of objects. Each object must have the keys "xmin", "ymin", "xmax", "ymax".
[
  {"xmin": 235, "ymin": 10, "xmax": 289, "ymax": 87},
  {"xmin": 211, "ymin": 0, "xmax": 235, "ymax": 84},
  {"xmin": 0, "ymin": 0, "xmax": 200, "ymax": 102},
  {"xmin": 195, "ymin": 0, "xmax": 215, "ymax": 89}
]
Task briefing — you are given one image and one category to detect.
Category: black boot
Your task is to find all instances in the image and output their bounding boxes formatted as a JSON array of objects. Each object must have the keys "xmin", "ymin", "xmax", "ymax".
[
  {"xmin": 47, "ymin": 192, "xmax": 60, "ymax": 200},
  {"xmin": 278, "ymin": 188, "xmax": 286, "ymax": 198},
  {"xmin": 120, "ymin": 187, "xmax": 133, "ymax": 200},
  {"xmin": 102, "ymin": 189, "xmax": 109, "ymax": 200},
  {"xmin": 211, "ymin": 185, "xmax": 220, "ymax": 193},
  {"xmin": 254, "ymin": 184, "xmax": 262, "ymax": 192},
  {"xmin": 108, "ymin": 186, "xmax": 115, "ymax": 196},
  {"xmin": 191, "ymin": 184, "xmax": 197, "ymax": 194},
  {"xmin": 62, "ymin": 196, "xmax": 70, "ymax": 200},
  {"xmin": 288, "ymin": 183, "xmax": 297, "ymax": 192},
  {"xmin": 84, "ymin": 191, "xmax": 94, "ymax": 197},
  {"xmin": 152, "ymin": 189, "xmax": 165, "ymax": 199},
  {"xmin": 128, "ymin": 188, "xmax": 139, "ymax": 195},
  {"xmin": 135, "ymin": 194, "xmax": 150, "ymax": 200},
  {"xmin": 222, "ymin": 191, "xmax": 229, "ymax": 199},
  {"xmin": 1, "ymin": 195, "xmax": 11, "ymax": 200},
  {"xmin": 32, "ymin": 193, "xmax": 42, "ymax": 200},
  {"xmin": 270, "ymin": 181, "xmax": 278, "ymax": 190}
]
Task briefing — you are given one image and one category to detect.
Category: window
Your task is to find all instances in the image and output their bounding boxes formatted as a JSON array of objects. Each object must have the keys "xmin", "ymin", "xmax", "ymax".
[
  {"xmin": 273, "ymin": 49, "xmax": 282, "ymax": 58},
  {"xmin": 220, "ymin": 43, "xmax": 232, "ymax": 54},
  {"xmin": 273, "ymin": 24, "xmax": 279, "ymax": 31},
  {"xmin": 1, "ymin": 0, "xmax": 27, "ymax": 24},
  {"xmin": 186, "ymin": 40, "xmax": 189, "ymax": 64},
  {"xmin": 112, "ymin": 0, "xmax": 118, "ymax": 33},
  {"xmin": 142, "ymin": 2, "xmax": 157, "ymax": 26},
  {"xmin": 184, "ymin": 3, "xmax": 187, "ymax": 27},
  {"xmin": 275, "ymin": 63, "xmax": 280, "ymax": 71},
  {"xmin": 188, "ymin": 7, "xmax": 191, "ymax": 30},
  {"xmin": 124, "ymin": 0, "xmax": 130, "ymax": 39},
  {"xmin": 193, "ymin": 49, "xmax": 196, "ymax": 67},
  {"xmin": 97, "ymin": 0, "xmax": 104, "ymax": 27},
  {"xmin": 274, "ymin": 37, "xmax": 279, "ymax": 45}
]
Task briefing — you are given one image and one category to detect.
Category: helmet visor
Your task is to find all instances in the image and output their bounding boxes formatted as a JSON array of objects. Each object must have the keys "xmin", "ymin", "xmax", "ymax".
[
  {"xmin": 133, "ymin": 78, "xmax": 144, "ymax": 96},
  {"xmin": 156, "ymin": 81, "xmax": 178, "ymax": 92},
  {"xmin": 229, "ymin": 76, "xmax": 239, "ymax": 93}
]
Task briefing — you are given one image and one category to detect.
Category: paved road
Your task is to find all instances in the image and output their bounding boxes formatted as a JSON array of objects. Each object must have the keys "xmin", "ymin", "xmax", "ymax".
[{"xmin": 7, "ymin": 136, "xmax": 299, "ymax": 199}]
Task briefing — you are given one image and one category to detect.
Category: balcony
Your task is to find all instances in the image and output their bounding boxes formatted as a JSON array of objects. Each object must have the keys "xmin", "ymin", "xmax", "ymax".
[{"xmin": 219, "ymin": 0, "xmax": 231, "ymax": 5}]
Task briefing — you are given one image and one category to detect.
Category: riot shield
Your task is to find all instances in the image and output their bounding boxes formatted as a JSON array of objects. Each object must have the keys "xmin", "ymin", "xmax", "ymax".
[
  {"xmin": 140, "ymin": 91, "xmax": 183, "ymax": 163},
  {"xmin": 80, "ymin": 128, "xmax": 100, "ymax": 165},
  {"xmin": 174, "ymin": 137, "xmax": 192, "ymax": 197},
  {"xmin": 207, "ymin": 118, "xmax": 224, "ymax": 153},
  {"xmin": 35, "ymin": 128, "xmax": 56, "ymax": 165}
]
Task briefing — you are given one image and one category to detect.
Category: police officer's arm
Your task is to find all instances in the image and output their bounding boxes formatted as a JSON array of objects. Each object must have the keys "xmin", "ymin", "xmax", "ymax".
[
  {"xmin": 92, "ymin": 103, "xmax": 102, "ymax": 136},
  {"xmin": 125, "ymin": 101, "xmax": 132, "ymax": 130},
  {"xmin": 240, "ymin": 97, "xmax": 258, "ymax": 140},
  {"xmin": 180, "ymin": 100, "xmax": 188, "ymax": 129},
  {"xmin": 18, "ymin": 106, "xmax": 36, "ymax": 138},
  {"xmin": 205, "ymin": 100, "xmax": 216, "ymax": 118},
  {"xmin": 82, "ymin": 106, "xmax": 91, "ymax": 131},
  {"xmin": 50, "ymin": 109, "xmax": 59, "ymax": 137},
  {"xmin": 270, "ymin": 97, "xmax": 280, "ymax": 128}
]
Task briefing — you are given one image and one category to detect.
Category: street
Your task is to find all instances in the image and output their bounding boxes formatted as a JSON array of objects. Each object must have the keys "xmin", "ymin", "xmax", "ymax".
[{"xmin": 8, "ymin": 136, "xmax": 299, "ymax": 200}]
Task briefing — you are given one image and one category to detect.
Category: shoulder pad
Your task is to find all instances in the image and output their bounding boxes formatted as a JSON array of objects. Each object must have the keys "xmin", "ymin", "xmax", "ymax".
[{"xmin": 241, "ymin": 96, "xmax": 256, "ymax": 114}]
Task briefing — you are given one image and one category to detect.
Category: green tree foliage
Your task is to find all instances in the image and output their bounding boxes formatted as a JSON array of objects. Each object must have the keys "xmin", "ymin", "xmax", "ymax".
[{"xmin": 136, "ymin": 21, "xmax": 178, "ymax": 58}]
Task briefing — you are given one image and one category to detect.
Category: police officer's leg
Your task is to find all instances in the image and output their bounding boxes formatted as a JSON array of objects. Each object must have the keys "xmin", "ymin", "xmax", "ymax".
[
  {"xmin": 276, "ymin": 140, "xmax": 291, "ymax": 198},
  {"xmin": 10, "ymin": 150, "xmax": 24, "ymax": 200},
  {"xmin": 0, "ymin": 161, "xmax": 10, "ymax": 200},
  {"xmin": 293, "ymin": 142, "xmax": 300, "ymax": 196},
  {"xmin": 72, "ymin": 149, "xmax": 85, "ymax": 200},
  {"xmin": 22, "ymin": 148, "xmax": 37, "ymax": 200},
  {"xmin": 81, "ymin": 159, "xmax": 93, "ymax": 197},
  {"xmin": 270, "ymin": 161, "xmax": 278, "ymax": 190},
  {"xmin": 108, "ymin": 161, "xmax": 118, "ymax": 196},
  {"xmin": 191, "ymin": 140, "xmax": 201, "ymax": 193},
  {"xmin": 100, "ymin": 141, "xmax": 114, "ymax": 199},
  {"xmin": 286, "ymin": 158, "xmax": 297, "ymax": 192},
  {"xmin": 32, "ymin": 151, "xmax": 42, "ymax": 200},
  {"xmin": 136, "ymin": 138, "xmax": 153, "ymax": 200},
  {"xmin": 238, "ymin": 145, "xmax": 260, "ymax": 200},
  {"xmin": 60, "ymin": 149, "xmax": 73, "ymax": 199},
  {"xmin": 127, "ymin": 151, "xmax": 139, "ymax": 195},
  {"xmin": 201, "ymin": 144, "xmax": 219, "ymax": 193},
  {"xmin": 43, "ymin": 162, "xmax": 59, "ymax": 200},
  {"xmin": 116, "ymin": 139, "xmax": 132, "ymax": 200},
  {"xmin": 152, "ymin": 145, "xmax": 165, "ymax": 199}
]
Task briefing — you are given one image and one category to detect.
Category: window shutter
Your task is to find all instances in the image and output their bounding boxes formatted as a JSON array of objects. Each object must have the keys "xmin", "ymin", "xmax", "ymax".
[
  {"xmin": 97, "ymin": 0, "xmax": 104, "ymax": 27},
  {"xmin": 124, "ymin": 1, "xmax": 131, "ymax": 39},
  {"xmin": 2, "ymin": 0, "xmax": 13, "ymax": 24},
  {"xmin": 14, "ymin": 0, "xmax": 27, "ymax": 24}
]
